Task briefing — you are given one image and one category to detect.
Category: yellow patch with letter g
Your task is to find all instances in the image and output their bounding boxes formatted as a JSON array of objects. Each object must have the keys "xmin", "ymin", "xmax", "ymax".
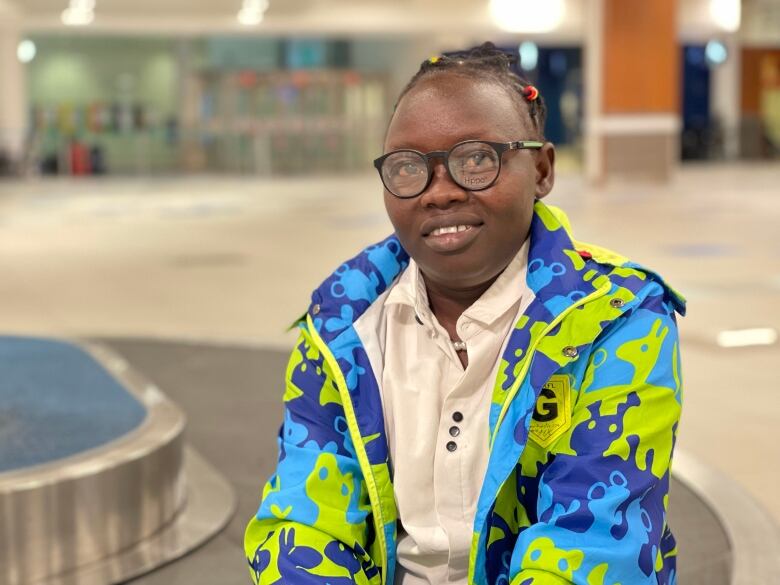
[{"xmin": 530, "ymin": 375, "xmax": 572, "ymax": 447}]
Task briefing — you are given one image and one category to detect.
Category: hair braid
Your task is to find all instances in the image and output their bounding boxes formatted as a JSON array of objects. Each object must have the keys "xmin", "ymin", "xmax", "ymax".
[{"xmin": 395, "ymin": 42, "xmax": 547, "ymax": 139}]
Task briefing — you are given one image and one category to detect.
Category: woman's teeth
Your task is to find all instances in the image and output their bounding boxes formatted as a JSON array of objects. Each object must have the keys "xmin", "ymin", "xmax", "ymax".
[{"xmin": 430, "ymin": 225, "xmax": 472, "ymax": 236}]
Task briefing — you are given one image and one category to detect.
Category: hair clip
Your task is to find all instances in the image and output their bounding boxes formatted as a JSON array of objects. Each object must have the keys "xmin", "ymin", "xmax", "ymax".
[
  {"xmin": 428, "ymin": 56, "xmax": 441, "ymax": 64},
  {"xmin": 523, "ymin": 85, "xmax": 540, "ymax": 101}
]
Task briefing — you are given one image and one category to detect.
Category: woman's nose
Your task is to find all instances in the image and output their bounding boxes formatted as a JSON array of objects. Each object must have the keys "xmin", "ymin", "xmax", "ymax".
[{"xmin": 419, "ymin": 161, "xmax": 468, "ymax": 208}]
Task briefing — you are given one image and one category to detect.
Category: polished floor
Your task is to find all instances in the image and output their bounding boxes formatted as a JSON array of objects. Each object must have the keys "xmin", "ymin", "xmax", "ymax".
[{"xmin": 1, "ymin": 162, "xmax": 779, "ymax": 531}]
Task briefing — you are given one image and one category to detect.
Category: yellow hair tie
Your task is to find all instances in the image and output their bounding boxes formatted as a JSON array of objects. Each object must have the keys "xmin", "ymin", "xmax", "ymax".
[{"xmin": 429, "ymin": 56, "xmax": 441, "ymax": 64}]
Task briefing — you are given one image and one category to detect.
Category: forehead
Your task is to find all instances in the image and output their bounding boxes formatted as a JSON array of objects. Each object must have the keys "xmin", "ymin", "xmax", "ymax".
[{"xmin": 385, "ymin": 75, "xmax": 531, "ymax": 151}]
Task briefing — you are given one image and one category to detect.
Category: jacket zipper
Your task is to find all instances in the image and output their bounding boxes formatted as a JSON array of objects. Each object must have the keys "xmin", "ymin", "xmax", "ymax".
[{"xmin": 307, "ymin": 315, "xmax": 389, "ymax": 584}]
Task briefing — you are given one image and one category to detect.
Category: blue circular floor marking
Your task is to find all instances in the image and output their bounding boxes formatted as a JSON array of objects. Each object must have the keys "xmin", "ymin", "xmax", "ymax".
[{"xmin": 0, "ymin": 336, "xmax": 148, "ymax": 473}]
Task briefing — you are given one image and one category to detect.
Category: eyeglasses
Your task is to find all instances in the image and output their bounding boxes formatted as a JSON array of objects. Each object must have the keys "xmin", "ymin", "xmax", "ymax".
[{"xmin": 373, "ymin": 139, "xmax": 544, "ymax": 199}]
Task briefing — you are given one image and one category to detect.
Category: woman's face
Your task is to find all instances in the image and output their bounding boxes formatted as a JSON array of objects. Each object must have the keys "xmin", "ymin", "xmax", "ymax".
[{"xmin": 382, "ymin": 75, "xmax": 555, "ymax": 291}]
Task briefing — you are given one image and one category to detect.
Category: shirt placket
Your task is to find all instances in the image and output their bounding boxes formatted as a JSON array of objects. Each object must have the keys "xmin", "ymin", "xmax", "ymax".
[
  {"xmin": 404, "ymin": 259, "xmax": 525, "ymax": 584},
  {"xmin": 429, "ymin": 315, "xmax": 475, "ymax": 581}
]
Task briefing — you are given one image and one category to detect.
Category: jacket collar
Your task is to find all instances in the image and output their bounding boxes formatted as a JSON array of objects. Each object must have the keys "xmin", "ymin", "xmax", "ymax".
[
  {"xmin": 305, "ymin": 201, "xmax": 600, "ymax": 460},
  {"xmin": 310, "ymin": 201, "xmax": 593, "ymax": 340}
]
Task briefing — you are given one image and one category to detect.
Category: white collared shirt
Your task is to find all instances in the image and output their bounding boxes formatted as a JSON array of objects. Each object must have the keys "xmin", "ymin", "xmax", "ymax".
[{"xmin": 378, "ymin": 240, "xmax": 534, "ymax": 585}]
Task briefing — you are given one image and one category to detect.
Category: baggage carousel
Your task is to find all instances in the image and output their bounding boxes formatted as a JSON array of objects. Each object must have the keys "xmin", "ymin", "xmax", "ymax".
[{"xmin": 1, "ymin": 336, "xmax": 778, "ymax": 585}]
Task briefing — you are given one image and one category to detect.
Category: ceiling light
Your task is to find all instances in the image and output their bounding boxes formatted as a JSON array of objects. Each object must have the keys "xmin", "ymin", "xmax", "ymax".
[
  {"xmin": 716, "ymin": 328, "xmax": 777, "ymax": 348},
  {"xmin": 238, "ymin": 0, "xmax": 269, "ymax": 26},
  {"xmin": 709, "ymin": 0, "xmax": 741, "ymax": 32},
  {"xmin": 490, "ymin": 0, "xmax": 566, "ymax": 33},
  {"xmin": 61, "ymin": 0, "xmax": 95, "ymax": 26},
  {"xmin": 17, "ymin": 40, "xmax": 37, "ymax": 64}
]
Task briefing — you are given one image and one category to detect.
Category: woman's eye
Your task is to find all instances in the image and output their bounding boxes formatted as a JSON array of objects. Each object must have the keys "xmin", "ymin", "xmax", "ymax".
[
  {"xmin": 465, "ymin": 152, "xmax": 493, "ymax": 167},
  {"xmin": 401, "ymin": 163, "xmax": 422, "ymax": 176},
  {"xmin": 392, "ymin": 161, "xmax": 423, "ymax": 177}
]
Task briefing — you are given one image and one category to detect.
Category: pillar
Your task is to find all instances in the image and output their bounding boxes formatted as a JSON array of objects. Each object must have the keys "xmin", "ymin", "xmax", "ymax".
[
  {"xmin": 710, "ymin": 35, "xmax": 741, "ymax": 159},
  {"xmin": 585, "ymin": 0, "xmax": 681, "ymax": 183},
  {"xmin": 0, "ymin": 0, "xmax": 27, "ymax": 169}
]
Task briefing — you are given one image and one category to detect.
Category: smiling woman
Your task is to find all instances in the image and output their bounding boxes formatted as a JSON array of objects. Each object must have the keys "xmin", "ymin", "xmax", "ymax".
[
  {"xmin": 244, "ymin": 42, "xmax": 686, "ymax": 585},
  {"xmin": 381, "ymin": 77, "xmax": 554, "ymax": 323}
]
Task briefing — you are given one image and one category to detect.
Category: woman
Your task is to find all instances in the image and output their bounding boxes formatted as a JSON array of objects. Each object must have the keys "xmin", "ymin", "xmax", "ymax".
[{"xmin": 245, "ymin": 43, "xmax": 685, "ymax": 585}]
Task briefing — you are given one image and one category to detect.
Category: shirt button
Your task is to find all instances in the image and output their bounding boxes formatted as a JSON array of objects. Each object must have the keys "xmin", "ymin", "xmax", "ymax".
[
  {"xmin": 610, "ymin": 298, "xmax": 625, "ymax": 309},
  {"xmin": 452, "ymin": 411, "xmax": 464, "ymax": 422},
  {"xmin": 312, "ymin": 304, "xmax": 321, "ymax": 315},
  {"xmin": 449, "ymin": 426, "xmax": 460, "ymax": 437},
  {"xmin": 446, "ymin": 441, "xmax": 458, "ymax": 452}
]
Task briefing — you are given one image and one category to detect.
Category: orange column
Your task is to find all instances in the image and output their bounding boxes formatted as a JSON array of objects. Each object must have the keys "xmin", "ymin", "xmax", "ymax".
[
  {"xmin": 603, "ymin": 0, "xmax": 679, "ymax": 115},
  {"xmin": 586, "ymin": 0, "xmax": 680, "ymax": 182}
]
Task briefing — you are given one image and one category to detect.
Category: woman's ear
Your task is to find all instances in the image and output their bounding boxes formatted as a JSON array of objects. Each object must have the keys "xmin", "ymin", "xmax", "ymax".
[{"xmin": 534, "ymin": 142, "xmax": 556, "ymax": 199}]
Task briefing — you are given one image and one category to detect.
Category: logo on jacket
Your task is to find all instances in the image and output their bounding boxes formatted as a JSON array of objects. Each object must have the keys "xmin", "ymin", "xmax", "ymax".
[{"xmin": 530, "ymin": 375, "xmax": 572, "ymax": 447}]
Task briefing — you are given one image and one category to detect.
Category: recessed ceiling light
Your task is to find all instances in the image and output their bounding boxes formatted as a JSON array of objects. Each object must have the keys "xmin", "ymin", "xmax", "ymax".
[
  {"xmin": 710, "ymin": 0, "xmax": 741, "ymax": 32},
  {"xmin": 490, "ymin": 0, "xmax": 565, "ymax": 33},
  {"xmin": 61, "ymin": 0, "xmax": 95, "ymax": 26},
  {"xmin": 238, "ymin": 0, "xmax": 269, "ymax": 26}
]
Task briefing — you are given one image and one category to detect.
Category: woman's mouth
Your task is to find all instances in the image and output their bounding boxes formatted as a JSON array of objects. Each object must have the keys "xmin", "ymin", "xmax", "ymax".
[
  {"xmin": 424, "ymin": 223, "xmax": 483, "ymax": 253},
  {"xmin": 429, "ymin": 225, "xmax": 472, "ymax": 236}
]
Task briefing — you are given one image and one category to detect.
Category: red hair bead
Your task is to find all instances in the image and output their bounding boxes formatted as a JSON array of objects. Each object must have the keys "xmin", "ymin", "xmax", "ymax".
[{"xmin": 523, "ymin": 85, "xmax": 540, "ymax": 101}]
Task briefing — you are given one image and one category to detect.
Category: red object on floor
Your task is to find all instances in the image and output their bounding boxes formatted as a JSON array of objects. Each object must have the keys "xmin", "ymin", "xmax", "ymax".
[{"xmin": 70, "ymin": 142, "xmax": 92, "ymax": 176}]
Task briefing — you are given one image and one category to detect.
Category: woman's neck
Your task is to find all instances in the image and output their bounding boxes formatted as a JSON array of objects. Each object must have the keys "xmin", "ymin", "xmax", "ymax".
[{"xmin": 422, "ymin": 273, "xmax": 499, "ymax": 336}]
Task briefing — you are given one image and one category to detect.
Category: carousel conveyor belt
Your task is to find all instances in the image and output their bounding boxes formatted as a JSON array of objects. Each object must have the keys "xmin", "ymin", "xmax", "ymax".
[{"xmin": 2, "ymin": 336, "xmax": 778, "ymax": 585}]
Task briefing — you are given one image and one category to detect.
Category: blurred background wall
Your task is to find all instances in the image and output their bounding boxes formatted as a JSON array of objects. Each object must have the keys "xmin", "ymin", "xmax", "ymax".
[{"xmin": 0, "ymin": 0, "xmax": 777, "ymax": 182}]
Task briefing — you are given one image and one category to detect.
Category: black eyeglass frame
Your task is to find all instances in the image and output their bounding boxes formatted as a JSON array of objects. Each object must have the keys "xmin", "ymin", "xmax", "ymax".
[{"xmin": 373, "ymin": 139, "xmax": 544, "ymax": 199}]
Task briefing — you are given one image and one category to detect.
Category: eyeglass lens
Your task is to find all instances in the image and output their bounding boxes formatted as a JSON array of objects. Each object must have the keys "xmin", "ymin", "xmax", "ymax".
[{"xmin": 381, "ymin": 141, "xmax": 500, "ymax": 198}]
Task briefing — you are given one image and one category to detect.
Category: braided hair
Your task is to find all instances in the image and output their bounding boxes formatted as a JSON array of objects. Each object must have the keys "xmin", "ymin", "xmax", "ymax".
[{"xmin": 395, "ymin": 42, "xmax": 547, "ymax": 140}]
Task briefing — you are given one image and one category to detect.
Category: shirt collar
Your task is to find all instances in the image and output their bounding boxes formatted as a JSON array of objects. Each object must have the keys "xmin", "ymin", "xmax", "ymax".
[{"xmin": 385, "ymin": 237, "xmax": 530, "ymax": 328}]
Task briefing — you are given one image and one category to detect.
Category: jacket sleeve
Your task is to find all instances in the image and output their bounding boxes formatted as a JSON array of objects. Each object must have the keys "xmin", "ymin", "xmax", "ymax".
[
  {"xmin": 244, "ymin": 326, "xmax": 381, "ymax": 585},
  {"xmin": 510, "ymin": 289, "xmax": 682, "ymax": 585}
]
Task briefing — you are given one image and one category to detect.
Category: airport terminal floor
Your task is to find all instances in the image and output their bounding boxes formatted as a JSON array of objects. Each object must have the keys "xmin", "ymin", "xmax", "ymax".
[{"xmin": 1, "ymin": 162, "xmax": 779, "ymax": 583}]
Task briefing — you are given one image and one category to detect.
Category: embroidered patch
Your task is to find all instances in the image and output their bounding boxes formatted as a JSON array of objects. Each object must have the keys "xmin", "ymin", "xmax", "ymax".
[{"xmin": 530, "ymin": 375, "xmax": 572, "ymax": 447}]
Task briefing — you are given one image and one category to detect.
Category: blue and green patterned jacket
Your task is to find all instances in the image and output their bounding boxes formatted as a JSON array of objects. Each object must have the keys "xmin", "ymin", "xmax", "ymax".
[{"xmin": 245, "ymin": 201, "xmax": 685, "ymax": 585}]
